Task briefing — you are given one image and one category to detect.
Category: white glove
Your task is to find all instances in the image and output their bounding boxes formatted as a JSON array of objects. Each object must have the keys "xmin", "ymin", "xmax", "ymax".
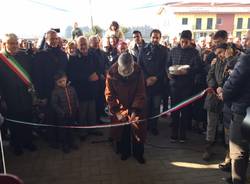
[{"xmin": 0, "ymin": 113, "xmax": 4, "ymax": 127}]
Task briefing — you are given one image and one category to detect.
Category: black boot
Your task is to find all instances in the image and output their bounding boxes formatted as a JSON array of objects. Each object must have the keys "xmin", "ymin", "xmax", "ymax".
[
  {"xmin": 13, "ymin": 147, "xmax": 23, "ymax": 156},
  {"xmin": 121, "ymin": 154, "xmax": 130, "ymax": 161},
  {"xmin": 202, "ymin": 141, "xmax": 213, "ymax": 161},
  {"xmin": 134, "ymin": 155, "xmax": 146, "ymax": 164},
  {"xmin": 231, "ymin": 158, "xmax": 248, "ymax": 184}
]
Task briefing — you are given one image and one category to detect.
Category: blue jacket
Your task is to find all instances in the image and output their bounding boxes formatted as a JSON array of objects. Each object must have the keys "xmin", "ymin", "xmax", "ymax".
[{"xmin": 223, "ymin": 50, "xmax": 250, "ymax": 115}]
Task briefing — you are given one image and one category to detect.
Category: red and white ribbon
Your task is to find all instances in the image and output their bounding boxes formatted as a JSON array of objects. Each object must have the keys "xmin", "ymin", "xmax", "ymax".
[{"xmin": 5, "ymin": 89, "xmax": 210, "ymax": 129}]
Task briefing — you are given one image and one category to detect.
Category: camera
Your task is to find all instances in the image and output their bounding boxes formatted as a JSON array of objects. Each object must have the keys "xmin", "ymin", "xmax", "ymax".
[
  {"xmin": 51, "ymin": 28, "xmax": 60, "ymax": 33},
  {"xmin": 27, "ymin": 41, "xmax": 32, "ymax": 50}
]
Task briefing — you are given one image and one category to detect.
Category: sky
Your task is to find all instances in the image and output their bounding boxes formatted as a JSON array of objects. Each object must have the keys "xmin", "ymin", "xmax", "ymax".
[
  {"xmin": 0, "ymin": 0, "xmax": 249, "ymax": 38},
  {"xmin": 0, "ymin": 0, "xmax": 161, "ymax": 38}
]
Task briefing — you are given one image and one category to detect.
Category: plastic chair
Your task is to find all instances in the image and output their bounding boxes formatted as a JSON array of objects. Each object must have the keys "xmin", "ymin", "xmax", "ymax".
[{"xmin": 0, "ymin": 173, "xmax": 24, "ymax": 184}]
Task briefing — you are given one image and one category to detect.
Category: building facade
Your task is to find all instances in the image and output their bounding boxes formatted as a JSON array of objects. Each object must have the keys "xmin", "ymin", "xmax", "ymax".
[{"xmin": 159, "ymin": 2, "xmax": 250, "ymax": 40}]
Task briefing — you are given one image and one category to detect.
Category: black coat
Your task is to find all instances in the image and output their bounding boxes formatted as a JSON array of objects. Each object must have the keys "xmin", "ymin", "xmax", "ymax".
[
  {"xmin": 204, "ymin": 51, "xmax": 216, "ymax": 73},
  {"xmin": 167, "ymin": 45, "xmax": 202, "ymax": 94},
  {"xmin": 89, "ymin": 48, "xmax": 109, "ymax": 76},
  {"xmin": 33, "ymin": 47, "xmax": 67, "ymax": 100},
  {"xmin": 104, "ymin": 47, "xmax": 119, "ymax": 71},
  {"xmin": 138, "ymin": 43, "xmax": 168, "ymax": 95},
  {"xmin": 0, "ymin": 51, "xmax": 33, "ymax": 114},
  {"xmin": 223, "ymin": 50, "xmax": 250, "ymax": 115},
  {"xmin": 51, "ymin": 85, "xmax": 79, "ymax": 120},
  {"xmin": 204, "ymin": 58, "xmax": 227, "ymax": 112},
  {"xmin": 67, "ymin": 50, "xmax": 99, "ymax": 102}
]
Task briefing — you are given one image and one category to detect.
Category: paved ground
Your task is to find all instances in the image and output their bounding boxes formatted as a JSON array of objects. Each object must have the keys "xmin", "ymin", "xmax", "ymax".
[{"xmin": 1, "ymin": 118, "xmax": 249, "ymax": 184}]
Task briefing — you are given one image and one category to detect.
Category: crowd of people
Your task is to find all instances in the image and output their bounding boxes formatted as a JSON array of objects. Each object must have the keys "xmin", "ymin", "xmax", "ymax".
[{"xmin": 0, "ymin": 20, "xmax": 250, "ymax": 184}]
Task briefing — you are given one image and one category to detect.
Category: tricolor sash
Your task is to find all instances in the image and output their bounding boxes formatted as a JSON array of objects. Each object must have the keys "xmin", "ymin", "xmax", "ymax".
[
  {"xmin": 0, "ymin": 50, "xmax": 33, "ymax": 88},
  {"xmin": 0, "ymin": 50, "xmax": 41, "ymax": 105}
]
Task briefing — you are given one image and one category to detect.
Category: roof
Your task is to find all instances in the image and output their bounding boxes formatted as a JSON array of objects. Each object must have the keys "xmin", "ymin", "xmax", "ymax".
[
  {"xmin": 163, "ymin": 2, "xmax": 250, "ymax": 13},
  {"xmin": 168, "ymin": 3, "xmax": 250, "ymax": 7}
]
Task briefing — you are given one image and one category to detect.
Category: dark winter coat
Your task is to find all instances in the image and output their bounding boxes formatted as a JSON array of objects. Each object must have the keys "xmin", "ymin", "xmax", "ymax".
[
  {"xmin": 138, "ymin": 43, "xmax": 168, "ymax": 95},
  {"xmin": 204, "ymin": 50, "xmax": 216, "ymax": 73},
  {"xmin": 204, "ymin": 58, "xmax": 227, "ymax": 112},
  {"xmin": 67, "ymin": 50, "xmax": 99, "ymax": 102},
  {"xmin": 167, "ymin": 45, "xmax": 202, "ymax": 94},
  {"xmin": 33, "ymin": 47, "xmax": 67, "ymax": 100},
  {"xmin": 0, "ymin": 50, "xmax": 33, "ymax": 115},
  {"xmin": 88, "ymin": 48, "xmax": 109, "ymax": 77},
  {"xmin": 104, "ymin": 47, "xmax": 119, "ymax": 71},
  {"xmin": 129, "ymin": 41, "xmax": 146, "ymax": 62},
  {"xmin": 51, "ymin": 85, "xmax": 79, "ymax": 121},
  {"xmin": 223, "ymin": 50, "xmax": 250, "ymax": 115},
  {"xmin": 105, "ymin": 63, "xmax": 147, "ymax": 143}
]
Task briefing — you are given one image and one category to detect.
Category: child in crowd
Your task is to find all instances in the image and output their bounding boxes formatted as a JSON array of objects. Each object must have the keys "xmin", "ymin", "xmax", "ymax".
[{"xmin": 51, "ymin": 71, "xmax": 79, "ymax": 153}]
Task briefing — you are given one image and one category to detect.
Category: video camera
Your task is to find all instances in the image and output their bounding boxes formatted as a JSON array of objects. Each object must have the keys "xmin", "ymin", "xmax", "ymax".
[
  {"xmin": 51, "ymin": 28, "xmax": 60, "ymax": 33},
  {"xmin": 26, "ymin": 40, "xmax": 34, "ymax": 55}
]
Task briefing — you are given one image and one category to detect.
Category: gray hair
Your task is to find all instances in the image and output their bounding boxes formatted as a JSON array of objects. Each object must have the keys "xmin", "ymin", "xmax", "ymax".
[{"xmin": 2, "ymin": 33, "xmax": 18, "ymax": 43}]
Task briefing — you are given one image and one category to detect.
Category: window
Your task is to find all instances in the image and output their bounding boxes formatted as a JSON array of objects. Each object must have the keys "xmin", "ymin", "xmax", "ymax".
[
  {"xmin": 216, "ymin": 18, "xmax": 222, "ymax": 25},
  {"xmin": 237, "ymin": 18, "xmax": 243, "ymax": 29},
  {"xmin": 196, "ymin": 18, "xmax": 202, "ymax": 30},
  {"xmin": 207, "ymin": 18, "xmax": 213, "ymax": 29},
  {"xmin": 248, "ymin": 18, "xmax": 250, "ymax": 29},
  {"xmin": 236, "ymin": 31, "xmax": 241, "ymax": 38},
  {"xmin": 182, "ymin": 18, "xmax": 188, "ymax": 25}
]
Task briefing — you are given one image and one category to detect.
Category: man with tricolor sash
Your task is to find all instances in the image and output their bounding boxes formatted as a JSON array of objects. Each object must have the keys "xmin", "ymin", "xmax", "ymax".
[{"xmin": 0, "ymin": 33, "xmax": 36, "ymax": 155}]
